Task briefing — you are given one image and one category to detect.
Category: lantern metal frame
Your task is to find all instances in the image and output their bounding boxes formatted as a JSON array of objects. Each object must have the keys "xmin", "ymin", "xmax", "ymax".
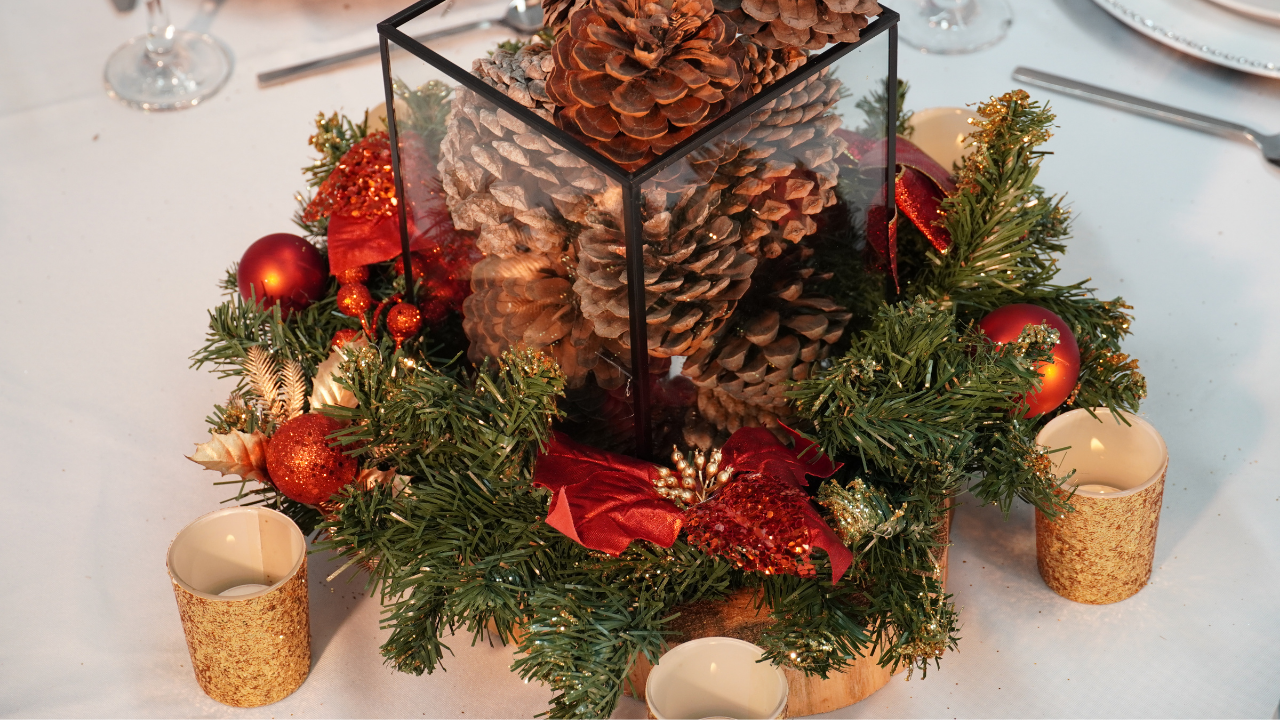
[{"xmin": 378, "ymin": 1, "xmax": 900, "ymax": 459}]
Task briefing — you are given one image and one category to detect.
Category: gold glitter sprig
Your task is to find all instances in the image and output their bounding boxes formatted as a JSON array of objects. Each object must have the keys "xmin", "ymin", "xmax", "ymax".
[
  {"xmin": 896, "ymin": 597, "xmax": 954, "ymax": 680},
  {"xmin": 955, "ymin": 89, "xmax": 1054, "ymax": 196},
  {"xmin": 281, "ymin": 357, "xmax": 307, "ymax": 422},
  {"xmin": 817, "ymin": 478, "xmax": 905, "ymax": 548}
]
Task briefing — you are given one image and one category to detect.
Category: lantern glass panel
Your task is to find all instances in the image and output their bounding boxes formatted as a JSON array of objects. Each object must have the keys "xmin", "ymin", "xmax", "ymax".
[{"xmin": 383, "ymin": 4, "xmax": 897, "ymax": 458}]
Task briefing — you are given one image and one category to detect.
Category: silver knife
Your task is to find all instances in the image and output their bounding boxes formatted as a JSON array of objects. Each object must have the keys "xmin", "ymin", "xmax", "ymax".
[
  {"xmin": 257, "ymin": 3, "xmax": 544, "ymax": 88},
  {"xmin": 1012, "ymin": 66, "xmax": 1280, "ymax": 166}
]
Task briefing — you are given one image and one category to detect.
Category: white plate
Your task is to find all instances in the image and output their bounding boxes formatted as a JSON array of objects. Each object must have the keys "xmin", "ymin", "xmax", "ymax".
[
  {"xmin": 1203, "ymin": 0, "xmax": 1280, "ymax": 23},
  {"xmin": 1090, "ymin": 0, "xmax": 1280, "ymax": 78}
]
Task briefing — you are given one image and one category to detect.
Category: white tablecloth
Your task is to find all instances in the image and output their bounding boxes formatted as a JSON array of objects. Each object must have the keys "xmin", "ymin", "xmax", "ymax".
[{"xmin": 3, "ymin": 1, "xmax": 1278, "ymax": 717}]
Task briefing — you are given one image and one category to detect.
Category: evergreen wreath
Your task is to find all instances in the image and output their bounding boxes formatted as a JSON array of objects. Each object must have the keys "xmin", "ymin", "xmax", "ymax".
[{"xmin": 190, "ymin": 61, "xmax": 1146, "ymax": 719}]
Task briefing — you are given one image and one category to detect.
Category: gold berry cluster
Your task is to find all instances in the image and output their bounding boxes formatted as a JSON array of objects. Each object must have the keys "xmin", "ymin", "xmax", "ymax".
[{"xmin": 652, "ymin": 446, "xmax": 734, "ymax": 509}]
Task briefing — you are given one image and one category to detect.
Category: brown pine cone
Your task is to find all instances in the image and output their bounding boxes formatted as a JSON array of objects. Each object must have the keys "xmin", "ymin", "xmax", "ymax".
[
  {"xmin": 719, "ymin": 80, "xmax": 843, "ymax": 256},
  {"xmin": 542, "ymin": 0, "xmax": 591, "ymax": 35},
  {"xmin": 439, "ymin": 44, "xmax": 628, "ymax": 389},
  {"xmin": 546, "ymin": 0, "xmax": 747, "ymax": 171},
  {"xmin": 439, "ymin": 43, "xmax": 598, "ymax": 260},
  {"xmin": 566, "ymin": 69, "xmax": 845, "ymax": 360},
  {"xmin": 713, "ymin": 70, "xmax": 848, "ymax": 258},
  {"xmin": 572, "ymin": 181, "xmax": 758, "ymax": 357},
  {"xmin": 472, "ymin": 41, "xmax": 558, "ymax": 120},
  {"xmin": 735, "ymin": 36, "xmax": 808, "ymax": 100},
  {"xmin": 462, "ymin": 252, "xmax": 623, "ymax": 388},
  {"xmin": 682, "ymin": 242, "xmax": 851, "ymax": 445},
  {"xmin": 733, "ymin": 0, "xmax": 882, "ymax": 50}
]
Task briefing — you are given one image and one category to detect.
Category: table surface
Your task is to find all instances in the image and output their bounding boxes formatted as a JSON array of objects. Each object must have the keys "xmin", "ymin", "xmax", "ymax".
[{"xmin": 3, "ymin": 1, "xmax": 1279, "ymax": 717}]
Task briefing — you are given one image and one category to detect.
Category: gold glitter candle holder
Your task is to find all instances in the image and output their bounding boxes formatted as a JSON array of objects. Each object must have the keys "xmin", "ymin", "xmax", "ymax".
[
  {"xmin": 167, "ymin": 507, "xmax": 311, "ymax": 707},
  {"xmin": 1035, "ymin": 409, "xmax": 1168, "ymax": 605}
]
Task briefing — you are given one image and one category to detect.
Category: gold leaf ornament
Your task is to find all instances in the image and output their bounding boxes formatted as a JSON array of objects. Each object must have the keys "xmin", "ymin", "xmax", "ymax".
[
  {"xmin": 309, "ymin": 340, "xmax": 366, "ymax": 412},
  {"xmin": 188, "ymin": 430, "xmax": 270, "ymax": 483},
  {"xmin": 356, "ymin": 468, "xmax": 409, "ymax": 495}
]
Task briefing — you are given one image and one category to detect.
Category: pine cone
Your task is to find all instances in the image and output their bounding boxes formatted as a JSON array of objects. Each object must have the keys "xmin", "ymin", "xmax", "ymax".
[
  {"xmin": 713, "ymin": 0, "xmax": 767, "ymax": 34},
  {"xmin": 542, "ymin": 0, "xmax": 591, "ymax": 35},
  {"xmin": 546, "ymin": 0, "xmax": 747, "ymax": 171},
  {"xmin": 714, "ymin": 70, "xmax": 847, "ymax": 258},
  {"xmin": 573, "ymin": 180, "xmax": 758, "ymax": 357},
  {"xmin": 682, "ymin": 242, "xmax": 851, "ymax": 445},
  {"xmin": 462, "ymin": 252, "xmax": 623, "ymax": 388},
  {"xmin": 567, "ymin": 69, "xmax": 844, "ymax": 361},
  {"xmin": 439, "ymin": 44, "xmax": 627, "ymax": 389},
  {"xmin": 473, "ymin": 42, "xmax": 558, "ymax": 119},
  {"xmin": 439, "ymin": 44, "xmax": 594, "ymax": 260},
  {"xmin": 730, "ymin": 0, "xmax": 882, "ymax": 50},
  {"xmin": 735, "ymin": 36, "xmax": 807, "ymax": 100}
]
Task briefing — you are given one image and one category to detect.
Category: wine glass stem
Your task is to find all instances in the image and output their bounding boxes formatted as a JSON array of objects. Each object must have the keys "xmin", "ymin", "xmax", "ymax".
[{"xmin": 145, "ymin": 0, "xmax": 176, "ymax": 57}]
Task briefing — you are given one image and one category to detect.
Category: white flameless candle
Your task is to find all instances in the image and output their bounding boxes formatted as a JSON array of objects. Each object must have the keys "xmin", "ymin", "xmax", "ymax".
[
  {"xmin": 219, "ymin": 584, "xmax": 270, "ymax": 597},
  {"xmin": 167, "ymin": 507, "xmax": 311, "ymax": 706},
  {"xmin": 1035, "ymin": 409, "xmax": 1169, "ymax": 604},
  {"xmin": 646, "ymin": 637, "xmax": 788, "ymax": 720},
  {"xmin": 908, "ymin": 107, "xmax": 980, "ymax": 169}
]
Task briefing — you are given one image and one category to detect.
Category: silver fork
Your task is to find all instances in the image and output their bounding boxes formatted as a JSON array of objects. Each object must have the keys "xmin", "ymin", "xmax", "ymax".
[{"xmin": 1013, "ymin": 67, "xmax": 1280, "ymax": 167}]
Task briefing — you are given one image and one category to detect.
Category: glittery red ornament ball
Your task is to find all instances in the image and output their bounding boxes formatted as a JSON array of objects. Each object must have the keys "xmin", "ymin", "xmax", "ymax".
[
  {"xmin": 266, "ymin": 414, "xmax": 358, "ymax": 506},
  {"xmin": 237, "ymin": 234, "xmax": 328, "ymax": 317},
  {"xmin": 387, "ymin": 302, "xmax": 423, "ymax": 343},
  {"xmin": 336, "ymin": 283, "xmax": 373, "ymax": 317},
  {"xmin": 979, "ymin": 304, "xmax": 1080, "ymax": 417},
  {"xmin": 335, "ymin": 265, "xmax": 369, "ymax": 285},
  {"xmin": 331, "ymin": 328, "xmax": 362, "ymax": 350}
]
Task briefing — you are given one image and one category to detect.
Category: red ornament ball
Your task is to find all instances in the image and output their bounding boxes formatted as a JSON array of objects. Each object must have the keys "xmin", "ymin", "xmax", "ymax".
[
  {"xmin": 395, "ymin": 252, "xmax": 430, "ymax": 285},
  {"xmin": 237, "ymin": 234, "xmax": 327, "ymax": 317},
  {"xmin": 330, "ymin": 328, "xmax": 363, "ymax": 350},
  {"xmin": 386, "ymin": 302, "xmax": 423, "ymax": 344},
  {"xmin": 979, "ymin": 304, "xmax": 1080, "ymax": 417},
  {"xmin": 336, "ymin": 283, "xmax": 373, "ymax": 317},
  {"xmin": 265, "ymin": 414, "xmax": 358, "ymax": 505}
]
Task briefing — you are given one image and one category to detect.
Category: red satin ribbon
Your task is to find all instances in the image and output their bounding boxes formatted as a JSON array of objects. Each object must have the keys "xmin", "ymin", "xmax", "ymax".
[
  {"xmin": 836, "ymin": 131, "xmax": 958, "ymax": 290},
  {"xmin": 532, "ymin": 427, "xmax": 853, "ymax": 583},
  {"xmin": 532, "ymin": 433, "xmax": 684, "ymax": 556}
]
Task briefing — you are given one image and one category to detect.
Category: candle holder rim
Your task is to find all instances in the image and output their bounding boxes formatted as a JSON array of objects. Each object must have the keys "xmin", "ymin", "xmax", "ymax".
[
  {"xmin": 645, "ymin": 636, "xmax": 788, "ymax": 720},
  {"xmin": 1036, "ymin": 407, "xmax": 1168, "ymax": 499},
  {"xmin": 166, "ymin": 505, "xmax": 306, "ymax": 602}
]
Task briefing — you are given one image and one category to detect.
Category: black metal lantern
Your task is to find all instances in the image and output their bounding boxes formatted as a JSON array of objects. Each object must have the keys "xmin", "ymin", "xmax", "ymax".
[{"xmin": 378, "ymin": 1, "xmax": 898, "ymax": 460}]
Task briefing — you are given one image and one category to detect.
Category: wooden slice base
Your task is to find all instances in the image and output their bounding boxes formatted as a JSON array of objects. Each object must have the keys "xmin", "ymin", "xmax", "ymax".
[
  {"xmin": 626, "ymin": 505, "xmax": 953, "ymax": 717},
  {"xmin": 624, "ymin": 588, "xmax": 893, "ymax": 717}
]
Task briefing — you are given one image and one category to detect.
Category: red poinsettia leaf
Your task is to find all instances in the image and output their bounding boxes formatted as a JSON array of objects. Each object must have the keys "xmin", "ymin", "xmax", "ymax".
[
  {"xmin": 719, "ymin": 426, "xmax": 839, "ymax": 490},
  {"xmin": 533, "ymin": 432, "xmax": 684, "ymax": 556}
]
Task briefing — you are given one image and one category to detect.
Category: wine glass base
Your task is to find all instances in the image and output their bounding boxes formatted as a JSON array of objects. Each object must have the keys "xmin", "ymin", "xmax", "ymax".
[
  {"xmin": 105, "ymin": 30, "xmax": 232, "ymax": 111},
  {"xmin": 898, "ymin": 0, "xmax": 1013, "ymax": 55}
]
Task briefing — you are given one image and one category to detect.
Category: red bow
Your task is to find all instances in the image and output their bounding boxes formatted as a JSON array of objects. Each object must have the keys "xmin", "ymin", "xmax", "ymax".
[
  {"xmin": 836, "ymin": 131, "xmax": 957, "ymax": 290},
  {"xmin": 532, "ymin": 427, "xmax": 853, "ymax": 584}
]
